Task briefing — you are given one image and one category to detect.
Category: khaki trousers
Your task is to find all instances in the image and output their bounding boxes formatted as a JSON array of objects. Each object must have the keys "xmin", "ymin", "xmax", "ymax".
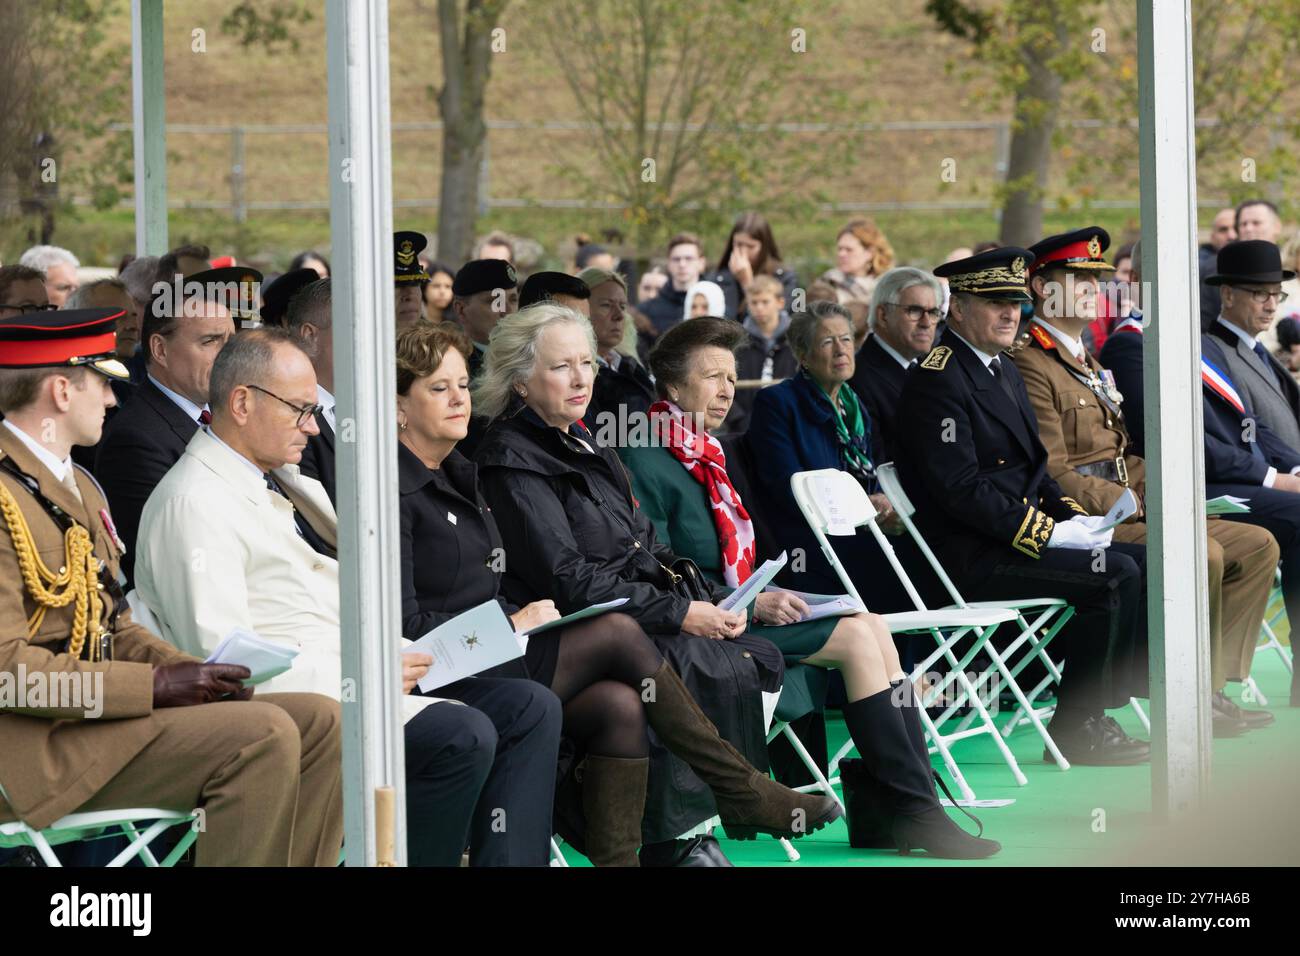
[
  {"xmin": 76, "ymin": 692, "xmax": 343, "ymax": 866},
  {"xmin": 1112, "ymin": 518, "xmax": 1278, "ymax": 689}
]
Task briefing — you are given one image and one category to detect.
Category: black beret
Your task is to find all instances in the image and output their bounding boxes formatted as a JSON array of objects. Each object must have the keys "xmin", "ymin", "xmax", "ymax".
[
  {"xmin": 518, "ymin": 271, "xmax": 592, "ymax": 309},
  {"xmin": 452, "ymin": 258, "xmax": 518, "ymax": 297},
  {"xmin": 261, "ymin": 268, "xmax": 320, "ymax": 327}
]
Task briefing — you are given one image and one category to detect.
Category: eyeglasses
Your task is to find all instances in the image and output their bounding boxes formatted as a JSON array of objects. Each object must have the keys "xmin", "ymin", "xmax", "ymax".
[
  {"xmin": 891, "ymin": 304, "xmax": 943, "ymax": 322},
  {"xmin": 1231, "ymin": 287, "xmax": 1289, "ymax": 304},
  {"xmin": 246, "ymin": 384, "xmax": 322, "ymax": 427},
  {"xmin": 0, "ymin": 303, "xmax": 57, "ymax": 314}
]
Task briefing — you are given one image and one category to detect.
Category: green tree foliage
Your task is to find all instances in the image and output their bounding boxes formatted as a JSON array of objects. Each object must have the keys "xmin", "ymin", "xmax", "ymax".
[
  {"xmin": 0, "ymin": 0, "xmax": 132, "ymax": 244},
  {"xmin": 536, "ymin": 0, "xmax": 860, "ymax": 253}
]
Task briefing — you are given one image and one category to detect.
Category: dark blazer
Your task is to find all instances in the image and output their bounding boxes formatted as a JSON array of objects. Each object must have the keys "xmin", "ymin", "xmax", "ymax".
[
  {"xmin": 894, "ymin": 328, "xmax": 1084, "ymax": 580},
  {"xmin": 398, "ymin": 443, "xmax": 527, "ymax": 680},
  {"xmin": 585, "ymin": 354, "xmax": 656, "ymax": 433},
  {"xmin": 71, "ymin": 349, "xmax": 147, "ymax": 474},
  {"xmin": 849, "ymin": 334, "xmax": 910, "ymax": 462},
  {"xmin": 1205, "ymin": 319, "xmax": 1300, "ymax": 450},
  {"xmin": 297, "ymin": 411, "xmax": 337, "ymax": 506},
  {"xmin": 94, "ymin": 377, "xmax": 200, "ymax": 584},
  {"xmin": 474, "ymin": 403, "xmax": 727, "ymax": 634},
  {"xmin": 744, "ymin": 372, "xmax": 919, "ymax": 611},
  {"xmin": 1200, "ymin": 333, "xmax": 1300, "ymax": 485},
  {"xmin": 1097, "ymin": 323, "xmax": 1147, "ymax": 456}
]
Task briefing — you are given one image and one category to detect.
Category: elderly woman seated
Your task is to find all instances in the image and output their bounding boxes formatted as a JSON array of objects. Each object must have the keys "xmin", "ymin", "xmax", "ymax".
[
  {"xmin": 618, "ymin": 318, "xmax": 998, "ymax": 859},
  {"xmin": 456, "ymin": 305, "xmax": 840, "ymax": 867},
  {"xmin": 746, "ymin": 300, "xmax": 926, "ymax": 615}
]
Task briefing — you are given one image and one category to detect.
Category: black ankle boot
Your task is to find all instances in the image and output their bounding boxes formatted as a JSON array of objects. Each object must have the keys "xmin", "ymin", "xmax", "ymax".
[
  {"xmin": 844, "ymin": 690, "xmax": 1001, "ymax": 860},
  {"xmin": 639, "ymin": 834, "xmax": 734, "ymax": 867}
]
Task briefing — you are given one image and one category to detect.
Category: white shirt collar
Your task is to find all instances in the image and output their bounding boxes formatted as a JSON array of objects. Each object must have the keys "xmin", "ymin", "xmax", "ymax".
[
  {"xmin": 316, "ymin": 384, "xmax": 337, "ymax": 431},
  {"xmin": 871, "ymin": 333, "xmax": 916, "ymax": 370},
  {"xmin": 204, "ymin": 427, "xmax": 266, "ymax": 480},
  {"xmin": 949, "ymin": 330, "xmax": 1001, "ymax": 371},
  {"xmin": 2, "ymin": 419, "xmax": 71, "ymax": 483},
  {"xmin": 1032, "ymin": 317, "xmax": 1087, "ymax": 361},
  {"xmin": 599, "ymin": 351, "xmax": 622, "ymax": 372},
  {"xmin": 148, "ymin": 373, "xmax": 208, "ymax": 423},
  {"xmin": 1216, "ymin": 316, "xmax": 1259, "ymax": 349}
]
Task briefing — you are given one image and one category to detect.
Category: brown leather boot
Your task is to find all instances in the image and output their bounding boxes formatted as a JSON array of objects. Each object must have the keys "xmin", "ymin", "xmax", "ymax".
[
  {"xmin": 643, "ymin": 662, "xmax": 842, "ymax": 841},
  {"xmin": 580, "ymin": 755, "xmax": 648, "ymax": 867}
]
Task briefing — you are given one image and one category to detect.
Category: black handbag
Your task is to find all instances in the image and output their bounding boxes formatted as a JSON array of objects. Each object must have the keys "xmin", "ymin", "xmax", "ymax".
[
  {"xmin": 664, "ymin": 556, "xmax": 712, "ymax": 602},
  {"xmin": 837, "ymin": 758, "xmax": 896, "ymax": 849}
]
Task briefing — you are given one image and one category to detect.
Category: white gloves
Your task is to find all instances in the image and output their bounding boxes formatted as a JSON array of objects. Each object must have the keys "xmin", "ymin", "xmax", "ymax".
[{"xmin": 1046, "ymin": 514, "xmax": 1114, "ymax": 550}]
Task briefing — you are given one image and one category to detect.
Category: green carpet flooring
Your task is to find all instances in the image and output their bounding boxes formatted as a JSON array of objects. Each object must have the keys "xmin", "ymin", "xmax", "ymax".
[{"xmin": 559, "ymin": 643, "xmax": 1297, "ymax": 867}]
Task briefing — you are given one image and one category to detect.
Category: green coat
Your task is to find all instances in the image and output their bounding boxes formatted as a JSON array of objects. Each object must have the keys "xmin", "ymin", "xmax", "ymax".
[{"xmin": 619, "ymin": 443, "xmax": 835, "ymax": 719}]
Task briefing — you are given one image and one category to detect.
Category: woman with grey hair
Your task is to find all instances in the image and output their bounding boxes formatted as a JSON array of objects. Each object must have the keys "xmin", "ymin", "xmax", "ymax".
[{"xmin": 473, "ymin": 303, "xmax": 840, "ymax": 867}]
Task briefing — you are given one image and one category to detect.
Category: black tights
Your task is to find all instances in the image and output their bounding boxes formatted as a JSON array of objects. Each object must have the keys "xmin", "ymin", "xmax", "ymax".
[{"xmin": 544, "ymin": 613, "xmax": 664, "ymax": 760}]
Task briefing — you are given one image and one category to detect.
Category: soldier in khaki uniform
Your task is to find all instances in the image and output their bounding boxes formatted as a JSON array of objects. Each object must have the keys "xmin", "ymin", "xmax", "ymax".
[
  {"xmin": 1014, "ymin": 227, "xmax": 1279, "ymax": 735},
  {"xmin": 0, "ymin": 308, "xmax": 343, "ymax": 865}
]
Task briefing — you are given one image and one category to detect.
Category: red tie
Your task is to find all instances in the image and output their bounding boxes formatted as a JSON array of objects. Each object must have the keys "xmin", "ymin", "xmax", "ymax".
[{"xmin": 198, "ymin": 410, "xmax": 212, "ymax": 425}]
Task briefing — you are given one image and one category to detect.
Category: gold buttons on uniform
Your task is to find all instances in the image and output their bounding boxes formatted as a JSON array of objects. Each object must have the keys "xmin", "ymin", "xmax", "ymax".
[
  {"xmin": 742, "ymin": 652, "xmax": 752, "ymax": 659},
  {"xmin": 997, "ymin": 458, "xmax": 1006, "ymax": 465},
  {"xmin": 1078, "ymin": 398, "xmax": 1087, "ymax": 406}
]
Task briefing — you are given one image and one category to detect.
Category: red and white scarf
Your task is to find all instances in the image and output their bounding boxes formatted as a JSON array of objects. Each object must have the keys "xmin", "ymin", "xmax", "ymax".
[{"xmin": 650, "ymin": 400, "xmax": 757, "ymax": 586}]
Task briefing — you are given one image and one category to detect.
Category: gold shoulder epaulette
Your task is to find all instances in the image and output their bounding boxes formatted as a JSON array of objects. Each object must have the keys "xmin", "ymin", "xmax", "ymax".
[
  {"xmin": 1006, "ymin": 331, "xmax": 1032, "ymax": 354},
  {"xmin": 920, "ymin": 346, "xmax": 952, "ymax": 371}
]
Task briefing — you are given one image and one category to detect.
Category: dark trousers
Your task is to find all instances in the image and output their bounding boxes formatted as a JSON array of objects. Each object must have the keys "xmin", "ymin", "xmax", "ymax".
[
  {"xmin": 404, "ymin": 677, "xmax": 562, "ymax": 867},
  {"xmin": 1213, "ymin": 482, "xmax": 1300, "ymax": 699},
  {"xmin": 956, "ymin": 541, "xmax": 1146, "ymax": 717}
]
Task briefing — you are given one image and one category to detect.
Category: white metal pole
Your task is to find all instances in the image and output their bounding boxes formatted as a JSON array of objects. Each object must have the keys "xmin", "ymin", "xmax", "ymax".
[
  {"xmin": 326, "ymin": 0, "xmax": 407, "ymax": 866},
  {"xmin": 130, "ymin": 0, "xmax": 167, "ymax": 256},
  {"xmin": 1136, "ymin": 0, "xmax": 1212, "ymax": 818}
]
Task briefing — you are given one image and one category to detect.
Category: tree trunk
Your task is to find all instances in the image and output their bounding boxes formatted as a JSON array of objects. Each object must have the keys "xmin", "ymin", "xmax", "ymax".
[
  {"xmin": 999, "ymin": 17, "xmax": 1067, "ymax": 247},
  {"xmin": 435, "ymin": 0, "xmax": 505, "ymax": 265}
]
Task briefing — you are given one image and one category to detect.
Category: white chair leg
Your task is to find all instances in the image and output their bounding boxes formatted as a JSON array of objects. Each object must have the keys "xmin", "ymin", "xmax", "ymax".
[
  {"xmin": 982, "ymin": 641, "xmax": 1069, "ymax": 771},
  {"xmin": 1240, "ymin": 676, "xmax": 1268, "ymax": 707},
  {"xmin": 779, "ymin": 837, "xmax": 801, "ymax": 862},
  {"xmin": 949, "ymin": 663, "xmax": 1028, "ymax": 786},
  {"xmin": 550, "ymin": 836, "xmax": 569, "ymax": 867},
  {"xmin": 916, "ymin": 696, "xmax": 976, "ymax": 802},
  {"xmin": 781, "ymin": 725, "xmax": 844, "ymax": 809},
  {"xmin": 1129, "ymin": 697, "xmax": 1151, "ymax": 734}
]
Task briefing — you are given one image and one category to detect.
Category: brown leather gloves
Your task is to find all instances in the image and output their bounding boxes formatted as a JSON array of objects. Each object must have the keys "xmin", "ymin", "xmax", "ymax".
[{"xmin": 152, "ymin": 662, "xmax": 255, "ymax": 708}]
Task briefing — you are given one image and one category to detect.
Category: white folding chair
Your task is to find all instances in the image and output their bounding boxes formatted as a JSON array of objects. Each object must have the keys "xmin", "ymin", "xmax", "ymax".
[
  {"xmin": 790, "ymin": 469, "xmax": 1026, "ymax": 802},
  {"xmin": 874, "ymin": 463, "xmax": 1074, "ymax": 768},
  {"xmin": 0, "ymin": 780, "xmax": 198, "ymax": 867},
  {"xmin": 1244, "ymin": 569, "xmax": 1293, "ymax": 706}
]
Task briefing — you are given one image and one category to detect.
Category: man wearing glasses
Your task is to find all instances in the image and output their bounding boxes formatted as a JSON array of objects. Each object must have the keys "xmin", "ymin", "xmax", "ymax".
[
  {"xmin": 0, "ymin": 264, "xmax": 54, "ymax": 319},
  {"xmin": 134, "ymin": 329, "xmax": 564, "ymax": 866},
  {"xmin": 1205, "ymin": 240, "xmax": 1300, "ymax": 449},
  {"xmin": 1200, "ymin": 239, "xmax": 1300, "ymax": 707},
  {"xmin": 849, "ymin": 266, "xmax": 943, "ymax": 462}
]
